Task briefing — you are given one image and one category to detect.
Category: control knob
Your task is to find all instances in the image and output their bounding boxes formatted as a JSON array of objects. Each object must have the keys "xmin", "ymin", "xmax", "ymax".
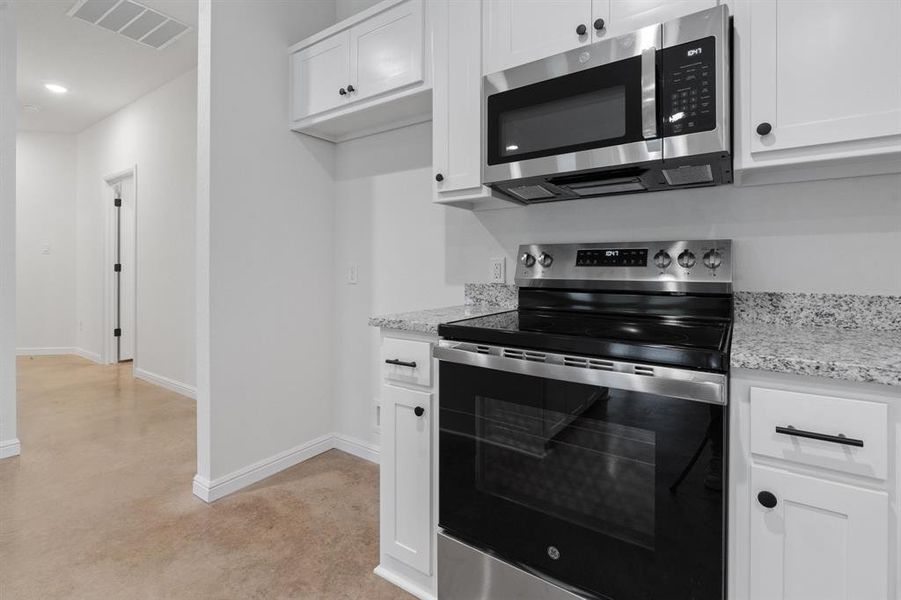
[
  {"xmin": 653, "ymin": 250, "xmax": 672, "ymax": 269},
  {"xmin": 703, "ymin": 249, "xmax": 723, "ymax": 270},
  {"xmin": 538, "ymin": 252, "xmax": 554, "ymax": 268},
  {"xmin": 677, "ymin": 250, "xmax": 696, "ymax": 269},
  {"xmin": 520, "ymin": 252, "xmax": 536, "ymax": 268}
]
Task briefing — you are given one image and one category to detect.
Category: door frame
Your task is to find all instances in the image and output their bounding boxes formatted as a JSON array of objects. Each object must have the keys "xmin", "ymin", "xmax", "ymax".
[{"xmin": 102, "ymin": 165, "xmax": 138, "ymax": 367}]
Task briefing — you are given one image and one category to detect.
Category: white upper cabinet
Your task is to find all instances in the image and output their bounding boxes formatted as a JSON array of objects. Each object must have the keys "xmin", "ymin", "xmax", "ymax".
[
  {"xmin": 603, "ymin": 0, "xmax": 716, "ymax": 38},
  {"xmin": 348, "ymin": 0, "xmax": 424, "ymax": 103},
  {"xmin": 483, "ymin": 0, "xmax": 720, "ymax": 74},
  {"xmin": 290, "ymin": 32, "xmax": 350, "ymax": 121},
  {"xmin": 432, "ymin": 0, "xmax": 491, "ymax": 205},
  {"xmin": 749, "ymin": 465, "xmax": 888, "ymax": 600},
  {"xmin": 483, "ymin": 0, "xmax": 593, "ymax": 74},
  {"xmin": 735, "ymin": 0, "xmax": 901, "ymax": 180},
  {"xmin": 288, "ymin": 0, "xmax": 430, "ymax": 142}
]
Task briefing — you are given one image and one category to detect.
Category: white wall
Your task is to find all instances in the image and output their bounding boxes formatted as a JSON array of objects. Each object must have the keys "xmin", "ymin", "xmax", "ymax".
[
  {"xmin": 15, "ymin": 132, "xmax": 76, "ymax": 353},
  {"xmin": 0, "ymin": 1, "xmax": 19, "ymax": 457},
  {"xmin": 336, "ymin": 0, "xmax": 383, "ymax": 22},
  {"xmin": 332, "ymin": 122, "xmax": 901, "ymax": 446},
  {"xmin": 196, "ymin": 0, "xmax": 337, "ymax": 489},
  {"xmin": 76, "ymin": 69, "xmax": 196, "ymax": 388}
]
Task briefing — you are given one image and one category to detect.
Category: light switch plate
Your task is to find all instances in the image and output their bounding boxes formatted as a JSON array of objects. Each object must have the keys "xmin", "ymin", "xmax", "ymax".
[
  {"xmin": 489, "ymin": 257, "xmax": 506, "ymax": 283},
  {"xmin": 346, "ymin": 264, "xmax": 359, "ymax": 285}
]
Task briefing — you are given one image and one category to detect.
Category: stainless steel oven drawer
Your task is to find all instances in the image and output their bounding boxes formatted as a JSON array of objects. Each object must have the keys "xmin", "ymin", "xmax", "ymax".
[{"xmin": 438, "ymin": 533, "xmax": 587, "ymax": 600}]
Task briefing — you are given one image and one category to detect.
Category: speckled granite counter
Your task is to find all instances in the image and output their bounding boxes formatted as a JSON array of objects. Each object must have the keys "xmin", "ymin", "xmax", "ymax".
[
  {"xmin": 370, "ymin": 286, "xmax": 901, "ymax": 387},
  {"xmin": 368, "ymin": 304, "xmax": 512, "ymax": 335},
  {"xmin": 731, "ymin": 321, "xmax": 901, "ymax": 387}
]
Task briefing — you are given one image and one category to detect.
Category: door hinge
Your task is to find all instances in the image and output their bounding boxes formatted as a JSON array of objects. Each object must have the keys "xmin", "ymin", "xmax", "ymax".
[
  {"xmin": 113, "ymin": 328, "xmax": 121, "ymax": 337},
  {"xmin": 114, "ymin": 198, "xmax": 122, "ymax": 207},
  {"xmin": 114, "ymin": 263, "xmax": 122, "ymax": 272}
]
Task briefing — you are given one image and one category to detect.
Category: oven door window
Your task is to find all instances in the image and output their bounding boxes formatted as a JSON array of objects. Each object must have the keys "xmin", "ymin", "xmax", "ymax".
[
  {"xmin": 486, "ymin": 56, "xmax": 644, "ymax": 166},
  {"xmin": 439, "ymin": 362, "xmax": 725, "ymax": 600}
]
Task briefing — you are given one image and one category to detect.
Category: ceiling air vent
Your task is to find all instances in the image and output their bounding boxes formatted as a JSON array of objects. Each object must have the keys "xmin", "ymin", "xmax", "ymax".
[{"xmin": 68, "ymin": 0, "xmax": 191, "ymax": 50}]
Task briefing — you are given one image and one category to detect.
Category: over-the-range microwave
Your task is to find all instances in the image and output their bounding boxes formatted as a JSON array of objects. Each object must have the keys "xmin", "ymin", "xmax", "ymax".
[{"xmin": 483, "ymin": 5, "xmax": 732, "ymax": 204}]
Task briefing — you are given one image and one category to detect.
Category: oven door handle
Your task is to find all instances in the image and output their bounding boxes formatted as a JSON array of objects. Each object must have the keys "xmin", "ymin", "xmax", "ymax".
[
  {"xmin": 434, "ymin": 341, "xmax": 726, "ymax": 405},
  {"xmin": 641, "ymin": 46, "xmax": 657, "ymax": 140}
]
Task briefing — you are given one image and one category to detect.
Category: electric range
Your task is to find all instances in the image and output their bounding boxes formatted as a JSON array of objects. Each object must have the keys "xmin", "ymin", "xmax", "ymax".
[{"xmin": 435, "ymin": 240, "xmax": 733, "ymax": 600}]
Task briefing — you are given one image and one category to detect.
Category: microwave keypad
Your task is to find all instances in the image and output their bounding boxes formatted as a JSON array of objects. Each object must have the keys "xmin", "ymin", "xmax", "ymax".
[{"xmin": 660, "ymin": 36, "xmax": 717, "ymax": 137}]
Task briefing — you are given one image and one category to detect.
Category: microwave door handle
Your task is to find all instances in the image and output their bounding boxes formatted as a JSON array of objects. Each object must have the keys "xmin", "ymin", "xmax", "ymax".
[{"xmin": 641, "ymin": 47, "xmax": 657, "ymax": 139}]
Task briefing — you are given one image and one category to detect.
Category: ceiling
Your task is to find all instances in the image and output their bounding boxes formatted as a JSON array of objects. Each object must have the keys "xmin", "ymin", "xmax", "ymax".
[{"xmin": 16, "ymin": 0, "xmax": 198, "ymax": 133}]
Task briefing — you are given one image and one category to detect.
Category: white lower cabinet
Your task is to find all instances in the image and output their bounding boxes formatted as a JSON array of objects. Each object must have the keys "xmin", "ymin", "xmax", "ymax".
[
  {"xmin": 381, "ymin": 383, "xmax": 433, "ymax": 575},
  {"xmin": 750, "ymin": 465, "xmax": 888, "ymax": 600}
]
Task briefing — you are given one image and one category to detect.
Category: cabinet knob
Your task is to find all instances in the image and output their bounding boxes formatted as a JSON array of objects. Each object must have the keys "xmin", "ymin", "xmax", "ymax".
[
  {"xmin": 756, "ymin": 122, "xmax": 772, "ymax": 136},
  {"xmin": 593, "ymin": 18, "xmax": 605, "ymax": 30},
  {"xmin": 414, "ymin": 406, "xmax": 425, "ymax": 417},
  {"xmin": 576, "ymin": 23, "xmax": 587, "ymax": 36},
  {"xmin": 339, "ymin": 88, "xmax": 347, "ymax": 96},
  {"xmin": 435, "ymin": 173, "xmax": 444, "ymax": 182},
  {"xmin": 347, "ymin": 84, "xmax": 355, "ymax": 93},
  {"xmin": 757, "ymin": 490, "xmax": 778, "ymax": 509}
]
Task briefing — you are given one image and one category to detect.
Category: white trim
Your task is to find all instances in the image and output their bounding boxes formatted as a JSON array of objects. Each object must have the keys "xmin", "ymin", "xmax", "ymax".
[
  {"xmin": 134, "ymin": 367, "xmax": 196, "ymax": 399},
  {"xmin": 192, "ymin": 433, "xmax": 335, "ymax": 503},
  {"xmin": 192, "ymin": 433, "xmax": 381, "ymax": 503},
  {"xmin": 74, "ymin": 347, "xmax": 103, "ymax": 364},
  {"xmin": 373, "ymin": 565, "xmax": 436, "ymax": 600},
  {"xmin": 0, "ymin": 437, "xmax": 20, "ymax": 459},
  {"xmin": 16, "ymin": 347, "xmax": 76, "ymax": 356},
  {"xmin": 332, "ymin": 433, "xmax": 380, "ymax": 464}
]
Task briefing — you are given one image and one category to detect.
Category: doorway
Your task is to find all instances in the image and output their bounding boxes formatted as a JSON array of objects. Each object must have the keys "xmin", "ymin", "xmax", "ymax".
[{"xmin": 105, "ymin": 170, "xmax": 136, "ymax": 364}]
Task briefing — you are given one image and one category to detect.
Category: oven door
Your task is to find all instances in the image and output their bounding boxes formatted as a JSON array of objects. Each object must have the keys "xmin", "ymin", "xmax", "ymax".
[
  {"xmin": 436, "ymin": 341, "xmax": 727, "ymax": 600},
  {"xmin": 482, "ymin": 23, "xmax": 662, "ymax": 189}
]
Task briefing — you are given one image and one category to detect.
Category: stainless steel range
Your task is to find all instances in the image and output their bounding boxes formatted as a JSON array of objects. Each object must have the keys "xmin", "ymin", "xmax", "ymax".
[{"xmin": 435, "ymin": 240, "xmax": 732, "ymax": 600}]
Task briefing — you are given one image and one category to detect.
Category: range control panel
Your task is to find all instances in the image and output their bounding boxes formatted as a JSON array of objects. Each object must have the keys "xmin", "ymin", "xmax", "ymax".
[
  {"xmin": 516, "ymin": 240, "xmax": 732, "ymax": 293},
  {"xmin": 660, "ymin": 36, "xmax": 717, "ymax": 137}
]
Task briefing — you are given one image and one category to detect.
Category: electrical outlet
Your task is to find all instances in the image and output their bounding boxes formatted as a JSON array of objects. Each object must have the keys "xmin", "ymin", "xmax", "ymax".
[
  {"xmin": 346, "ymin": 264, "xmax": 359, "ymax": 285},
  {"xmin": 490, "ymin": 257, "xmax": 506, "ymax": 283}
]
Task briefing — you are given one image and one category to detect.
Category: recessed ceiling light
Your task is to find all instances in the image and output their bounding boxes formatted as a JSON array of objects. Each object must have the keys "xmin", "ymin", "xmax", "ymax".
[{"xmin": 44, "ymin": 83, "xmax": 68, "ymax": 94}]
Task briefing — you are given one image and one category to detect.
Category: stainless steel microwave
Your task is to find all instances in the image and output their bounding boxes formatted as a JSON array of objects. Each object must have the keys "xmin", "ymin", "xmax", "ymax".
[{"xmin": 482, "ymin": 6, "xmax": 731, "ymax": 204}]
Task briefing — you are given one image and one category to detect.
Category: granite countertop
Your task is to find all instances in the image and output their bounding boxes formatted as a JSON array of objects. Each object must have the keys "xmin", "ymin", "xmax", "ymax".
[
  {"xmin": 370, "ymin": 285, "xmax": 901, "ymax": 387},
  {"xmin": 368, "ymin": 304, "xmax": 512, "ymax": 335},
  {"xmin": 731, "ymin": 321, "xmax": 901, "ymax": 387}
]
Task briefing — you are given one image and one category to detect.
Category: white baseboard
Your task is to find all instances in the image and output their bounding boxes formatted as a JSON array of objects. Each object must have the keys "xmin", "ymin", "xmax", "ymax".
[
  {"xmin": 193, "ymin": 433, "xmax": 380, "ymax": 503},
  {"xmin": 134, "ymin": 367, "xmax": 196, "ymax": 400},
  {"xmin": 0, "ymin": 438, "xmax": 21, "ymax": 459},
  {"xmin": 193, "ymin": 433, "xmax": 336, "ymax": 503},
  {"xmin": 16, "ymin": 347, "xmax": 75, "ymax": 356},
  {"xmin": 74, "ymin": 347, "xmax": 102, "ymax": 364},
  {"xmin": 332, "ymin": 433, "xmax": 380, "ymax": 464},
  {"xmin": 374, "ymin": 565, "xmax": 436, "ymax": 600}
]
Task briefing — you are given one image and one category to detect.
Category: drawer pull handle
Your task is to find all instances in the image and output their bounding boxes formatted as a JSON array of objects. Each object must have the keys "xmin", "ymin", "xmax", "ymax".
[
  {"xmin": 414, "ymin": 406, "xmax": 424, "ymax": 417},
  {"xmin": 775, "ymin": 425, "xmax": 863, "ymax": 447},
  {"xmin": 385, "ymin": 359, "xmax": 417, "ymax": 368}
]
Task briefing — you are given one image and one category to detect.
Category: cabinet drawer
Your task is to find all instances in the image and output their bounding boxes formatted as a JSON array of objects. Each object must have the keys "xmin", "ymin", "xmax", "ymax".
[
  {"xmin": 381, "ymin": 337, "xmax": 432, "ymax": 387},
  {"xmin": 750, "ymin": 387, "xmax": 887, "ymax": 480}
]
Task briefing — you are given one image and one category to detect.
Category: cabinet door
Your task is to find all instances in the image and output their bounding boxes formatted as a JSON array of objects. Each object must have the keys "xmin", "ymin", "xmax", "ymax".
[
  {"xmin": 290, "ymin": 31, "xmax": 350, "ymax": 121},
  {"xmin": 432, "ymin": 0, "xmax": 486, "ymax": 198},
  {"xmin": 483, "ymin": 0, "xmax": 592, "ymax": 74},
  {"xmin": 382, "ymin": 384, "xmax": 432, "ymax": 574},
  {"xmin": 750, "ymin": 465, "xmax": 888, "ymax": 600},
  {"xmin": 348, "ymin": 0, "xmax": 424, "ymax": 104},
  {"xmin": 604, "ymin": 0, "xmax": 717, "ymax": 38},
  {"xmin": 747, "ymin": 0, "xmax": 901, "ymax": 155}
]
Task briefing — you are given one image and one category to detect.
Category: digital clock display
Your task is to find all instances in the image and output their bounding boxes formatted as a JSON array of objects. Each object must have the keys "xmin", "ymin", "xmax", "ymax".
[{"xmin": 576, "ymin": 248, "xmax": 648, "ymax": 267}]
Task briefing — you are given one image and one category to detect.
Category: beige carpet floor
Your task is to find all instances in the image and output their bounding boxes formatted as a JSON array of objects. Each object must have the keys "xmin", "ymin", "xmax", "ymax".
[{"xmin": 0, "ymin": 355, "xmax": 411, "ymax": 600}]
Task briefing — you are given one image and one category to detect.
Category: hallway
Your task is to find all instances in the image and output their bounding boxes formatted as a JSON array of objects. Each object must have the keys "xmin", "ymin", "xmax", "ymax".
[{"xmin": 0, "ymin": 356, "xmax": 408, "ymax": 599}]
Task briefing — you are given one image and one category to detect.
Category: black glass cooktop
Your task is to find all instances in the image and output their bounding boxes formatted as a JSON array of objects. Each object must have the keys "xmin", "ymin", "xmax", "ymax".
[{"xmin": 439, "ymin": 292, "xmax": 733, "ymax": 372}]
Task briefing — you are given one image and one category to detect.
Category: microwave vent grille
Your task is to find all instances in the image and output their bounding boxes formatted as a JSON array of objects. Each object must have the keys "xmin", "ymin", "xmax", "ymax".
[
  {"xmin": 507, "ymin": 184, "xmax": 557, "ymax": 202},
  {"xmin": 661, "ymin": 164, "xmax": 714, "ymax": 186}
]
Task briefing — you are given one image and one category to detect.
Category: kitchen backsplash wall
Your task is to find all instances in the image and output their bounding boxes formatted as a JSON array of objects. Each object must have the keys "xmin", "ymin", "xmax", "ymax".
[{"xmin": 735, "ymin": 292, "xmax": 901, "ymax": 331}]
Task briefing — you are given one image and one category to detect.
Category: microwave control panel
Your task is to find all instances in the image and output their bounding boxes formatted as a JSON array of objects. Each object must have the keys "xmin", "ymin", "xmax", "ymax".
[{"xmin": 660, "ymin": 36, "xmax": 717, "ymax": 137}]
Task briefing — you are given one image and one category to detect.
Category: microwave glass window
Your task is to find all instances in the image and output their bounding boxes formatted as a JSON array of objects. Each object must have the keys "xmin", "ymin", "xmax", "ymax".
[
  {"xmin": 498, "ymin": 86, "xmax": 626, "ymax": 159},
  {"xmin": 486, "ymin": 55, "xmax": 644, "ymax": 166}
]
